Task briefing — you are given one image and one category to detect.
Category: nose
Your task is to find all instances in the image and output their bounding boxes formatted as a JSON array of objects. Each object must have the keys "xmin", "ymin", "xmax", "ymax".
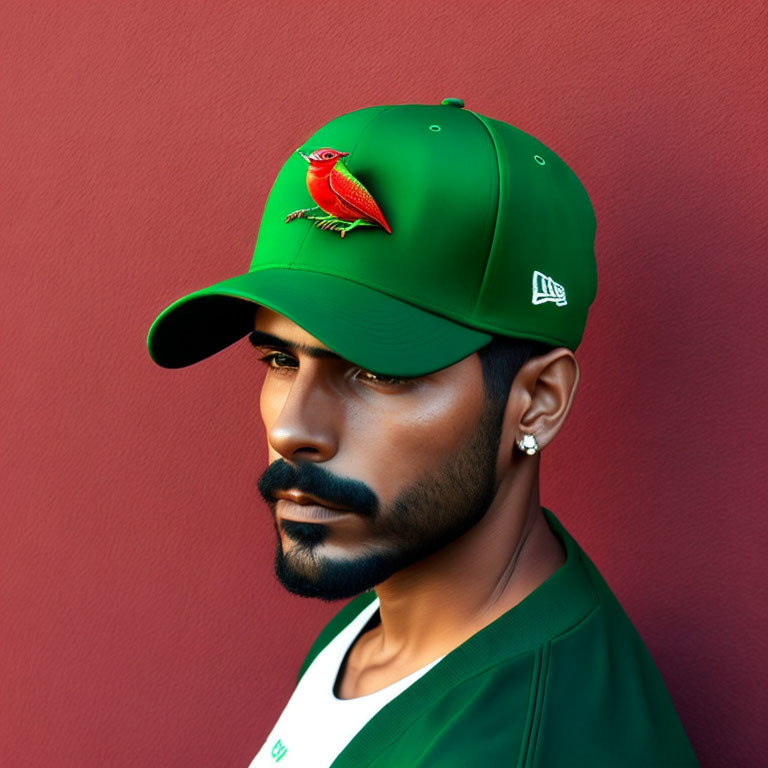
[{"xmin": 265, "ymin": 367, "xmax": 341, "ymax": 462}]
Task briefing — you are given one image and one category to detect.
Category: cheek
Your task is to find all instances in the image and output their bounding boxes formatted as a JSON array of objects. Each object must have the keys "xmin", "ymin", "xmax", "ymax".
[{"xmin": 345, "ymin": 384, "xmax": 484, "ymax": 502}]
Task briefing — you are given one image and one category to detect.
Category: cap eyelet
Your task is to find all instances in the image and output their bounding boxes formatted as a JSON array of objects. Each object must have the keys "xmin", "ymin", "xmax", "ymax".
[
  {"xmin": 428, "ymin": 124, "xmax": 441, "ymax": 132},
  {"xmin": 534, "ymin": 154, "xmax": 546, "ymax": 165}
]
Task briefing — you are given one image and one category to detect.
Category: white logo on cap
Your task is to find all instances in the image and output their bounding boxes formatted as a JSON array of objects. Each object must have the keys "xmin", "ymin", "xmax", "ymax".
[{"xmin": 532, "ymin": 271, "xmax": 567, "ymax": 306}]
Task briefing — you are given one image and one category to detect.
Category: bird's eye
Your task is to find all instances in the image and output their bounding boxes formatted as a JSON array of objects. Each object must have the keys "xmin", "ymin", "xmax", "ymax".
[{"xmin": 323, "ymin": 153, "xmax": 333, "ymax": 159}]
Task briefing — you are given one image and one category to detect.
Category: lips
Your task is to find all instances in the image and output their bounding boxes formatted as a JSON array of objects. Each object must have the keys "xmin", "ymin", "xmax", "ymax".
[
  {"xmin": 273, "ymin": 490, "xmax": 355, "ymax": 524},
  {"xmin": 274, "ymin": 490, "xmax": 353, "ymax": 511}
]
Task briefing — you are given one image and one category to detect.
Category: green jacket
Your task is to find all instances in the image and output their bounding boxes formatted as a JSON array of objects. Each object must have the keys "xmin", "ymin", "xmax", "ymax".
[{"xmin": 296, "ymin": 508, "xmax": 700, "ymax": 767}]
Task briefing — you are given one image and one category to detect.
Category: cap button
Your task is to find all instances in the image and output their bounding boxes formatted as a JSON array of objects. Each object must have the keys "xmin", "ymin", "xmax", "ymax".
[{"xmin": 440, "ymin": 98, "xmax": 464, "ymax": 108}]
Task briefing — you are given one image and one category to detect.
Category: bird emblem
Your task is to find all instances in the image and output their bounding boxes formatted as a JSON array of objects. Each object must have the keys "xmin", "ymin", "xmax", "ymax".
[{"xmin": 285, "ymin": 148, "xmax": 392, "ymax": 237}]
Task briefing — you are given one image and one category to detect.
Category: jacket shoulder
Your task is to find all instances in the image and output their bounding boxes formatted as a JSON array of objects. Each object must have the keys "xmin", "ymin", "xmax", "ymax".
[{"xmin": 529, "ymin": 570, "xmax": 700, "ymax": 766}]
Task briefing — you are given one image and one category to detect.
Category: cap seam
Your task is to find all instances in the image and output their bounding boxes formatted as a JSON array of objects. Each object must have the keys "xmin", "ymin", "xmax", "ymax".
[{"xmin": 465, "ymin": 109, "xmax": 503, "ymax": 321}]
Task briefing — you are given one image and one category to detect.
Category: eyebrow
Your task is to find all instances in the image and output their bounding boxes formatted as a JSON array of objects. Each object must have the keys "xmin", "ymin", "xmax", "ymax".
[{"xmin": 248, "ymin": 330, "xmax": 343, "ymax": 360}]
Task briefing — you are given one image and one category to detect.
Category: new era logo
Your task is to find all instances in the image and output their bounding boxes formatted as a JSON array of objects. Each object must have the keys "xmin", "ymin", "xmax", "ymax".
[{"xmin": 532, "ymin": 270, "xmax": 567, "ymax": 307}]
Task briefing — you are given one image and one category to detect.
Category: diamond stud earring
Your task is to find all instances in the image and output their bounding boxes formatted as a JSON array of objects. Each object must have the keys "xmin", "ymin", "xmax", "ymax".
[{"xmin": 516, "ymin": 434, "xmax": 539, "ymax": 455}]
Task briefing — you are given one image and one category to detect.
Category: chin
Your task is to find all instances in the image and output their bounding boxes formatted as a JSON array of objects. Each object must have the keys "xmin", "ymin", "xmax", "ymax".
[{"xmin": 274, "ymin": 543, "xmax": 404, "ymax": 602}]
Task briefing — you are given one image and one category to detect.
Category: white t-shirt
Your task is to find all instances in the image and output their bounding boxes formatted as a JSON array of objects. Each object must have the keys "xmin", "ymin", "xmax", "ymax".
[{"xmin": 248, "ymin": 597, "xmax": 444, "ymax": 767}]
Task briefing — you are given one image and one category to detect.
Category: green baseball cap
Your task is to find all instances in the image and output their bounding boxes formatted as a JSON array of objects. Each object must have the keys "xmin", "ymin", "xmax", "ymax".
[{"xmin": 147, "ymin": 98, "xmax": 596, "ymax": 376}]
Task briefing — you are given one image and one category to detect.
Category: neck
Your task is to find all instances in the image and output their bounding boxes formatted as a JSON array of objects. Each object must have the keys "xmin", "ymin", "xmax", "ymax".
[{"xmin": 368, "ymin": 459, "xmax": 566, "ymax": 664}]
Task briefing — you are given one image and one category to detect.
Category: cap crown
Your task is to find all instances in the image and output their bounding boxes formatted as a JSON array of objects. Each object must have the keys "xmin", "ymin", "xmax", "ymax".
[{"xmin": 251, "ymin": 101, "xmax": 597, "ymax": 349}]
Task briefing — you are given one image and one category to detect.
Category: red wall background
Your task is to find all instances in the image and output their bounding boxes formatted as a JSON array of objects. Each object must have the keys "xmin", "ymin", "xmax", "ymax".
[{"xmin": 2, "ymin": 3, "xmax": 766, "ymax": 766}]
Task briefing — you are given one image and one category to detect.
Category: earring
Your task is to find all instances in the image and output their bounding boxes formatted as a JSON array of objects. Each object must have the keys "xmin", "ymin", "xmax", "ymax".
[{"xmin": 517, "ymin": 434, "xmax": 539, "ymax": 455}]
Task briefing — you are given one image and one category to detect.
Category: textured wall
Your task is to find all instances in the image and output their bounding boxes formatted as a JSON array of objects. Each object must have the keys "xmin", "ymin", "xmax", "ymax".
[{"xmin": 2, "ymin": 2, "xmax": 766, "ymax": 766}]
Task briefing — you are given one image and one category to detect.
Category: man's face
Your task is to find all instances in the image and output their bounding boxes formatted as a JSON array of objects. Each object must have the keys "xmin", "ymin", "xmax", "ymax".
[{"xmin": 253, "ymin": 308, "xmax": 507, "ymax": 601}]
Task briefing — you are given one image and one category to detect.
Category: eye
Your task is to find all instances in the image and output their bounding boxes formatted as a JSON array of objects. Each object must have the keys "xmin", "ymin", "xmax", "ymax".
[
  {"xmin": 257, "ymin": 351, "xmax": 297, "ymax": 374},
  {"xmin": 323, "ymin": 152, "xmax": 333, "ymax": 159},
  {"xmin": 353, "ymin": 369, "xmax": 410, "ymax": 388}
]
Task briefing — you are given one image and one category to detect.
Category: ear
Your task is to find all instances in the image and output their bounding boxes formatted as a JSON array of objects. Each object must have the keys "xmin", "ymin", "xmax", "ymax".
[{"xmin": 500, "ymin": 348, "xmax": 580, "ymax": 456}]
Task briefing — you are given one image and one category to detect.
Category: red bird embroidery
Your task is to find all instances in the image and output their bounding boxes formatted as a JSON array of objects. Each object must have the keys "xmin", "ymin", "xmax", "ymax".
[{"xmin": 285, "ymin": 148, "xmax": 392, "ymax": 237}]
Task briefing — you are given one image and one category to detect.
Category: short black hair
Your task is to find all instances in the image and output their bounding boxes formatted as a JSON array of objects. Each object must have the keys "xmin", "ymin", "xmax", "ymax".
[{"xmin": 476, "ymin": 335, "xmax": 557, "ymax": 404}]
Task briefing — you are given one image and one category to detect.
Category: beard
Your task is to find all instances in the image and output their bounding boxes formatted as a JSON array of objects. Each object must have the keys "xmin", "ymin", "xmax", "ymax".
[{"xmin": 257, "ymin": 396, "xmax": 505, "ymax": 601}]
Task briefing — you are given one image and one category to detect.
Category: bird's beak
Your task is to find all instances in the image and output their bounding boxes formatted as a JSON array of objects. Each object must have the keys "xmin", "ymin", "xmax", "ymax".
[
  {"xmin": 339, "ymin": 152, "xmax": 349, "ymax": 157},
  {"xmin": 297, "ymin": 150, "xmax": 310, "ymax": 163}
]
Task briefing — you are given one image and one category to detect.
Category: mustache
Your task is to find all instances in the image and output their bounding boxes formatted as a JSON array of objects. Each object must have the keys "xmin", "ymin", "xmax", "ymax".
[{"xmin": 257, "ymin": 459, "xmax": 380, "ymax": 518}]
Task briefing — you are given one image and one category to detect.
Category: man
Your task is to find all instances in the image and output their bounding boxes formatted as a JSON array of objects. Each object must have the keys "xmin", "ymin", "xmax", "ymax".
[{"xmin": 147, "ymin": 99, "xmax": 699, "ymax": 766}]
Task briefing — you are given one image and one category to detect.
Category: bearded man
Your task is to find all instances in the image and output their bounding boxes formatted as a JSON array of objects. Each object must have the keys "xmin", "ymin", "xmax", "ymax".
[{"xmin": 148, "ymin": 99, "xmax": 699, "ymax": 767}]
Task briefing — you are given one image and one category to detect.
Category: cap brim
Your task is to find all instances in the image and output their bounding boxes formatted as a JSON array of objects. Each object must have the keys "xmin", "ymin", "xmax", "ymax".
[{"xmin": 147, "ymin": 268, "xmax": 492, "ymax": 377}]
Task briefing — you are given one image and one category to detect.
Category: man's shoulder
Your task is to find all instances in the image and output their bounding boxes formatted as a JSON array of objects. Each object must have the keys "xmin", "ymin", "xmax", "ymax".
[
  {"xmin": 295, "ymin": 591, "xmax": 377, "ymax": 684},
  {"xmin": 330, "ymin": 513, "xmax": 699, "ymax": 766}
]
